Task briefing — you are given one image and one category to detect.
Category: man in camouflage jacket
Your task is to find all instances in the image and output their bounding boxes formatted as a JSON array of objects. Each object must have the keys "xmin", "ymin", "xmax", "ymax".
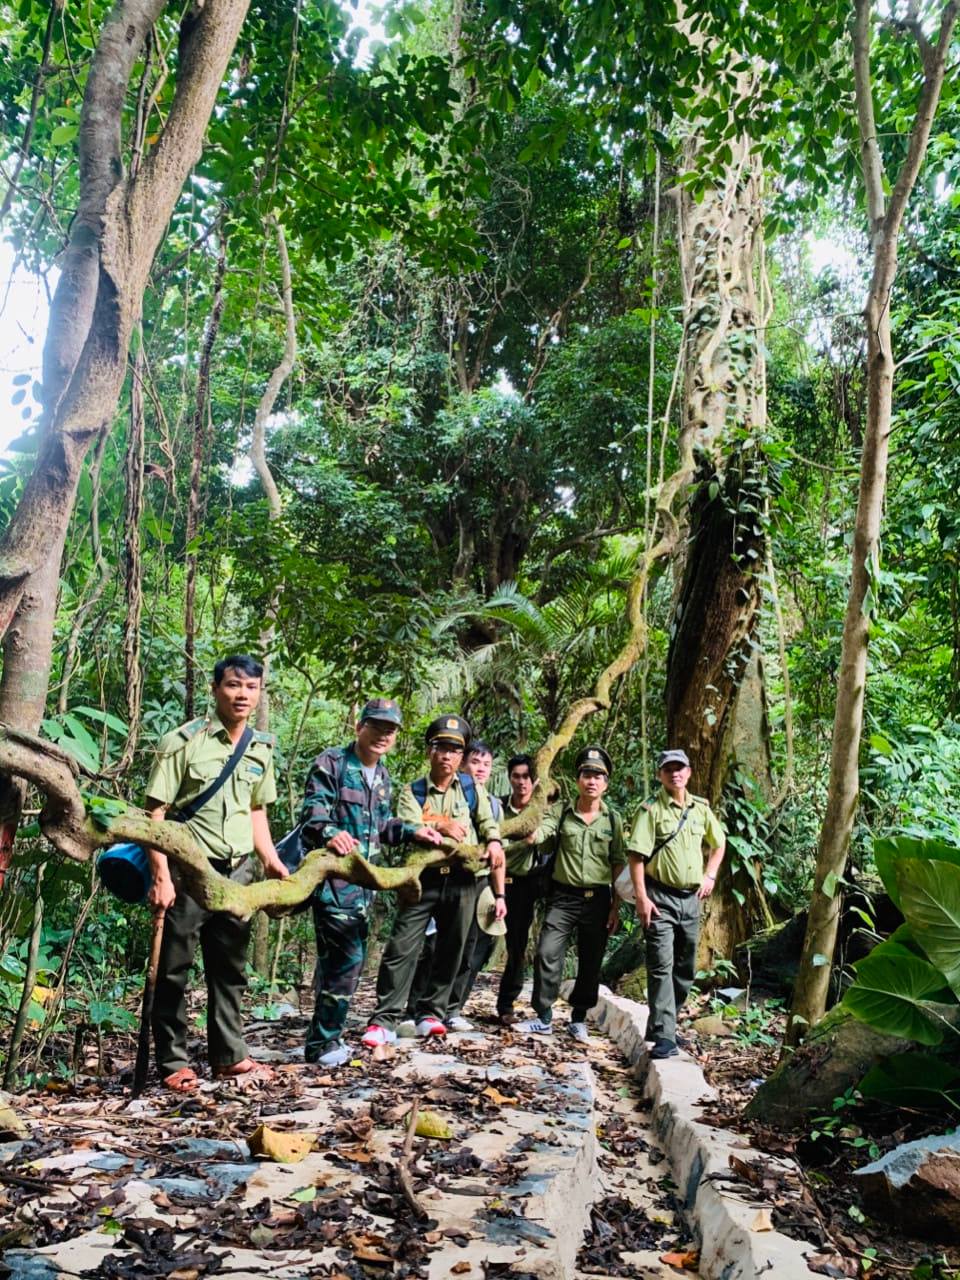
[{"xmin": 300, "ymin": 698, "xmax": 441, "ymax": 1066}]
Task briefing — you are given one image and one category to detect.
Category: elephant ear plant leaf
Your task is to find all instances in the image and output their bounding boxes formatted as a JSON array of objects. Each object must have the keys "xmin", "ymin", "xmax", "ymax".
[
  {"xmin": 895, "ymin": 858, "xmax": 960, "ymax": 994},
  {"xmin": 841, "ymin": 841, "xmax": 960, "ymax": 1055},
  {"xmin": 859, "ymin": 1053, "xmax": 960, "ymax": 1113},
  {"xmin": 843, "ymin": 949, "xmax": 952, "ymax": 1046},
  {"xmin": 873, "ymin": 835, "xmax": 960, "ymax": 911}
]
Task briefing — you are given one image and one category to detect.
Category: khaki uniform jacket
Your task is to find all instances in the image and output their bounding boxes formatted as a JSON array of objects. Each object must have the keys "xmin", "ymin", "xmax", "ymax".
[
  {"xmin": 536, "ymin": 800, "xmax": 625, "ymax": 888},
  {"xmin": 626, "ymin": 788, "xmax": 724, "ymax": 889},
  {"xmin": 397, "ymin": 774, "xmax": 500, "ymax": 877},
  {"xmin": 145, "ymin": 713, "xmax": 277, "ymax": 863}
]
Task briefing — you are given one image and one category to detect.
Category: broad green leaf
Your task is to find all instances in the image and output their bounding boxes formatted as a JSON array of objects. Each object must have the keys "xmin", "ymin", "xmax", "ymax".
[
  {"xmin": 72, "ymin": 705, "xmax": 129, "ymax": 736},
  {"xmin": 897, "ymin": 859, "xmax": 960, "ymax": 991},
  {"xmin": 843, "ymin": 950, "xmax": 948, "ymax": 1045},
  {"xmin": 873, "ymin": 836, "xmax": 960, "ymax": 909},
  {"xmin": 50, "ymin": 124, "xmax": 78, "ymax": 146},
  {"xmin": 860, "ymin": 1053, "xmax": 960, "ymax": 1112}
]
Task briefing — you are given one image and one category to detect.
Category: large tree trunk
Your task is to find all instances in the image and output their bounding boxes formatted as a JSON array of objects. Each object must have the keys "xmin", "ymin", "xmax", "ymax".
[
  {"xmin": 0, "ymin": 0, "xmax": 250, "ymax": 867},
  {"xmin": 788, "ymin": 0, "xmax": 959, "ymax": 1043},
  {"xmin": 249, "ymin": 220, "xmax": 297, "ymax": 977},
  {"xmin": 666, "ymin": 79, "xmax": 772, "ymax": 966}
]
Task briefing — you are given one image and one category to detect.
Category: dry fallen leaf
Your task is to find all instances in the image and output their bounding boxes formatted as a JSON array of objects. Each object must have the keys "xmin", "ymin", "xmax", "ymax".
[
  {"xmin": 482, "ymin": 1086, "xmax": 518, "ymax": 1106},
  {"xmin": 660, "ymin": 1249, "xmax": 700, "ymax": 1270},
  {"xmin": 806, "ymin": 1252, "xmax": 859, "ymax": 1278},
  {"xmin": 451, "ymin": 1264, "xmax": 472, "ymax": 1274},
  {"xmin": 168, "ymin": 1271, "xmax": 200, "ymax": 1280},
  {"xmin": 338, "ymin": 1144, "xmax": 373, "ymax": 1163},
  {"xmin": 248, "ymin": 1123, "xmax": 315, "ymax": 1163},
  {"xmin": 415, "ymin": 1109, "xmax": 453, "ymax": 1139},
  {"xmin": 372, "ymin": 1043, "xmax": 397, "ymax": 1062},
  {"xmin": 0, "ymin": 1103, "xmax": 28, "ymax": 1139},
  {"xmin": 750, "ymin": 1208, "xmax": 773, "ymax": 1232}
]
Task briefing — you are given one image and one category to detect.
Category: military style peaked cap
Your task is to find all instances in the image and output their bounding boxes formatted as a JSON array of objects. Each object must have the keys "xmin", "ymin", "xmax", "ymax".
[
  {"xmin": 360, "ymin": 697, "xmax": 403, "ymax": 727},
  {"xmin": 425, "ymin": 713, "xmax": 471, "ymax": 748},
  {"xmin": 657, "ymin": 748, "xmax": 690, "ymax": 769},
  {"xmin": 576, "ymin": 744, "xmax": 612, "ymax": 776}
]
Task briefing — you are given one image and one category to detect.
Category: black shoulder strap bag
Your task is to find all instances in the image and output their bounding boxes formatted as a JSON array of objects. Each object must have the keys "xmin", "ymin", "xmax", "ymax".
[
  {"xmin": 170, "ymin": 726, "xmax": 254, "ymax": 824},
  {"xmin": 650, "ymin": 802, "xmax": 694, "ymax": 858}
]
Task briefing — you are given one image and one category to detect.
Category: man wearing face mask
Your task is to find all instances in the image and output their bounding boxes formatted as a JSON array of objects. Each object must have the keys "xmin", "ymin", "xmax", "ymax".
[{"xmin": 626, "ymin": 748, "xmax": 726, "ymax": 1060}]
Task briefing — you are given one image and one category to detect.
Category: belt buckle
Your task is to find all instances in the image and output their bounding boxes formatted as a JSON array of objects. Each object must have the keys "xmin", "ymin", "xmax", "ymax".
[
  {"xmin": 439, "ymin": 865, "xmax": 451, "ymax": 876},
  {"xmin": 584, "ymin": 890, "xmax": 594, "ymax": 899},
  {"xmin": 505, "ymin": 876, "xmax": 513, "ymax": 885}
]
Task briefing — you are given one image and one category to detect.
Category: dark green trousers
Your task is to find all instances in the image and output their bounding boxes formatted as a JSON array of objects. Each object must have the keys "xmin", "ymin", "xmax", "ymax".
[
  {"xmin": 643, "ymin": 879, "xmax": 701, "ymax": 1042},
  {"xmin": 152, "ymin": 859, "xmax": 253, "ymax": 1076},
  {"xmin": 532, "ymin": 882, "xmax": 610, "ymax": 1023},
  {"xmin": 307, "ymin": 880, "xmax": 372, "ymax": 1059},
  {"xmin": 497, "ymin": 872, "xmax": 545, "ymax": 1015},
  {"xmin": 446, "ymin": 918, "xmax": 495, "ymax": 1018},
  {"xmin": 372, "ymin": 867, "xmax": 483, "ymax": 1029}
]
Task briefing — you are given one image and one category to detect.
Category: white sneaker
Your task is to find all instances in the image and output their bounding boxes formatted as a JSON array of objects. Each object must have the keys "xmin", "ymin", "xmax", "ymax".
[
  {"xmin": 567, "ymin": 1021, "xmax": 589, "ymax": 1044},
  {"xmin": 397, "ymin": 1019, "xmax": 417, "ymax": 1038},
  {"xmin": 516, "ymin": 1018, "xmax": 553, "ymax": 1035},
  {"xmin": 447, "ymin": 1016, "xmax": 474, "ymax": 1032},
  {"xmin": 316, "ymin": 1040, "xmax": 353, "ymax": 1066},
  {"xmin": 415, "ymin": 1016, "xmax": 447, "ymax": 1038},
  {"xmin": 361, "ymin": 1024, "xmax": 397, "ymax": 1048}
]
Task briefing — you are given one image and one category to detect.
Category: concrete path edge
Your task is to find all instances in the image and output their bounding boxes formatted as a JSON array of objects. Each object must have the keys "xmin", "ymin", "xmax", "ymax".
[{"xmin": 578, "ymin": 983, "xmax": 815, "ymax": 1280}]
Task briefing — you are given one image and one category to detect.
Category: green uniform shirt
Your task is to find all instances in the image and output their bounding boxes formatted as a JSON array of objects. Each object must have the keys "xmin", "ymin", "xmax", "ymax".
[
  {"xmin": 145, "ymin": 713, "xmax": 277, "ymax": 863},
  {"xmin": 536, "ymin": 800, "xmax": 624, "ymax": 888},
  {"xmin": 503, "ymin": 799, "xmax": 536, "ymax": 876},
  {"xmin": 397, "ymin": 774, "xmax": 500, "ymax": 876},
  {"xmin": 626, "ymin": 788, "xmax": 724, "ymax": 889}
]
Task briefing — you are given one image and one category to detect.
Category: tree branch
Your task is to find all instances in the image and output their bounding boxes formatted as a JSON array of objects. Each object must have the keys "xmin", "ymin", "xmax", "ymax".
[{"xmin": 853, "ymin": 0, "xmax": 886, "ymax": 236}]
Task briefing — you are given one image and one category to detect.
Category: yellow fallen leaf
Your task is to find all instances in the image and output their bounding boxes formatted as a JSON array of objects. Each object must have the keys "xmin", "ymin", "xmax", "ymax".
[
  {"xmin": 248, "ymin": 1123, "xmax": 315, "ymax": 1163},
  {"xmin": 482, "ymin": 1086, "xmax": 518, "ymax": 1106},
  {"xmin": 0, "ymin": 1103, "xmax": 28, "ymax": 1138},
  {"xmin": 750, "ymin": 1208, "xmax": 773, "ymax": 1232},
  {"xmin": 415, "ymin": 1109, "xmax": 453, "ymax": 1140}
]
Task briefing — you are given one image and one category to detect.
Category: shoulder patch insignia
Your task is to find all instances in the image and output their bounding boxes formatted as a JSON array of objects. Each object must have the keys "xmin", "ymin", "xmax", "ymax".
[
  {"xmin": 177, "ymin": 717, "xmax": 207, "ymax": 740},
  {"xmin": 251, "ymin": 729, "xmax": 277, "ymax": 747}
]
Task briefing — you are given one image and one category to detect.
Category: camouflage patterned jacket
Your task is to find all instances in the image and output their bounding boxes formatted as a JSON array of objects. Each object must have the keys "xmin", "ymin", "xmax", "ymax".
[{"xmin": 299, "ymin": 745, "xmax": 416, "ymax": 863}]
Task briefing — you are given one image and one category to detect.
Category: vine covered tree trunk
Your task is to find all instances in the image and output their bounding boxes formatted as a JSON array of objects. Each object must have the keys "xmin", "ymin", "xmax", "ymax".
[
  {"xmin": 787, "ymin": 0, "xmax": 959, "ymax": 1043},
  {"xmin": 666, "ymin": 82, "xmax": 773, "ymax": 967},
  {"xmin": 0, "ymin": 0, "xmax": 250, "ymax": 871}
]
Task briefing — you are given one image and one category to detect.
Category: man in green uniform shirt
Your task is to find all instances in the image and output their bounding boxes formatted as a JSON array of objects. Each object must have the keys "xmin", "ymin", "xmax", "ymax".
[
  {"xmin": 145, "ymin": 655, "xmax": 289, "ymax": 1092},
  {"xmin": 518, "ymin": 746, "xmax": 624, "ymax": 1043},
  {"xmin": 361, "ymin": 715, "xmax": 505, "ymax": 1046},
  {"xmin": 626, "ymin": 748, "xmax": 726, "ymax": 1060}
]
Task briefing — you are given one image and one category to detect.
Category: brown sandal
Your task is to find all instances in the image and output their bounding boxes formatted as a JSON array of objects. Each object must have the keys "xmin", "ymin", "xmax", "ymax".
[
  {"xmin": 212, "ymin": 1057, "xmax": 275, "ymax": 1082},
  {"xmin": 162, "ymin": 1067, "xmax": 199, "ymax": 1094}
]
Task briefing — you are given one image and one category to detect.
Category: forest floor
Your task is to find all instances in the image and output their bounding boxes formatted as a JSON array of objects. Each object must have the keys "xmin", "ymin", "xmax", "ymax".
[
  {"xmin": 677, "ymin": 990, "xmax": 960, "ymax": 1280},
  {"xmin": 0, "ymin": 975, "xmax": 698, "ymax": 1280},
  {"xmin": 3, "ymin": 974, "xmax": 958, "ymax": 1280}
]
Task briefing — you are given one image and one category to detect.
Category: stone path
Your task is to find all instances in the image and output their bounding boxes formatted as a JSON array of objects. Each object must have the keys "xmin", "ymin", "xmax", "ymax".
[{"xmin": 0, "ymin": 978, "xmax": 698, "ymax": 1279}]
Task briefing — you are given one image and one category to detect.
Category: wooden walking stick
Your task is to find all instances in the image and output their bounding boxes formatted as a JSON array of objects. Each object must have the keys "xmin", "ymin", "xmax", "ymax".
[{"xmin": 133, "ymin": 907, "xmax": 165, "ymax": 1096}]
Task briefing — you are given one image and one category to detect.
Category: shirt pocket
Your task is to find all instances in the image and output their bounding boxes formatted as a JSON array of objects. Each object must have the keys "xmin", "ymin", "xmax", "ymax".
[
  {"xmin": 186, "ymin": 758, "xmax": 220, "ymax": 790},
  {"xmin": 685, "ymin": 811, "xmax": 706, "ymax": 841},
  {"xmin": 655, "ymin": 816, "xmax": 680, "ymax": 842}
]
